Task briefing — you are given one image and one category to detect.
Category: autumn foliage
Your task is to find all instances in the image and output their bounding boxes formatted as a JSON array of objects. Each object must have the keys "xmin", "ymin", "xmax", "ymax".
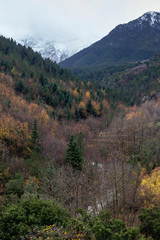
[{"xmin": 140, "ymin": 167, "xmax": 160, "ymax": 207}]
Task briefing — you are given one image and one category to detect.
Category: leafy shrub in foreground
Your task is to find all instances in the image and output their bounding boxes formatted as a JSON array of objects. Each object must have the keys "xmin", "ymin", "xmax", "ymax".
[
  {"xmin": 0, "ymin": 197, "xmax": 70, "ymax": 240},
  {"xmin": 139, "ymin": 207, "xmax": 160, "ymax": 240}
]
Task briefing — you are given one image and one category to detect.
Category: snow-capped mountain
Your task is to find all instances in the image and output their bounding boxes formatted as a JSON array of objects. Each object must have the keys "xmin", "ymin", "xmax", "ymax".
[
  {"xmin": 18, "ymin": 36, "xmax": 91, "ymax": 63},
  {"xmin": 119, "ymin": 11, "xmax": 160, "ymax": 30},
  {"xmin": 60, "ymin": 11, "xmax": 160, "ymax": 68},
  {"xmin": 18, "ymin": 36, "xmax": 72, "ymax": 63},
  {"xmin": 139, "ymin": 11, "xmax": 160, "ymax": 26}
]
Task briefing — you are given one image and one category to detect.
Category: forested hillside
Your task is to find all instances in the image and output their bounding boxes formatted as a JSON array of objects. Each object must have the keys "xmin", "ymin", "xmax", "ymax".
[
  {"xmin": 0, "ymin": 36, "xmax": 114, "ymax": 120},
  {"xmin": 0, "ymin": 36, "xmax": 160, "ymax": 240},
  {"xmin": 73, "ymin": 54, "xmax": 160, "ymax": 105}
]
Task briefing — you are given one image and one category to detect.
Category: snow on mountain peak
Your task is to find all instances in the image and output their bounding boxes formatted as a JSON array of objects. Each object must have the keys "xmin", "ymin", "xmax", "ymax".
[
  {"xmin": 18, "ymin": 36, "xmax": 72, "ymax": 63},
  {"xmin": 140, "ymin": 11, "xmax": 160, "ymax": 26},
  {"xmin": 17, "ymin": 35, "xmax": 91, "ymax": 63}
]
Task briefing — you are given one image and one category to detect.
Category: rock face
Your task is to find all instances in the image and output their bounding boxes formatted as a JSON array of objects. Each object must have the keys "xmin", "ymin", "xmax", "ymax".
[{"xmin": 60, "ymin": 11, "xmax": 160, "ymax": 68}]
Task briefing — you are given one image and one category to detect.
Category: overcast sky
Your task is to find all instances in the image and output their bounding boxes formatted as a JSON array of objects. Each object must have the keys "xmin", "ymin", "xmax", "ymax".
[{"xmin": 0, "ymin": 0, "xmax": 160, "ymax": 46}]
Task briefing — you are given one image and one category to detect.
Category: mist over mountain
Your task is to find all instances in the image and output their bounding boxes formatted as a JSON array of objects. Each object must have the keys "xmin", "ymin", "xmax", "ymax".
[
  {"xmin": 60, "ymin": 11, "xmax": 160, "ymax": 68},
  {"xmin": 17, "ymin": 35, "xmax": 93, "ymax": 63}
]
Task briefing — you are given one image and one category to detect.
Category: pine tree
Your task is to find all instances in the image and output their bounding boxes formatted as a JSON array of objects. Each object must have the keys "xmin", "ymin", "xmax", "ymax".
[
  {"xmin": 66, "ymin": 135, "xmax": 83, "ymax": 170},
  {"xmin": 99, "ymin": 101, "xmax": 103, "ymax": 115},
  {"xmin": 75, "ymin": 107, "xmax": 80, "ymax": 121},
  {"xmin": 30, "ymin": 119, "xmax": 41, "ymax": 177},
  {"xmin": 86, "ymin": 99, "xmax": 95, "ymax": 116},
  {"xmin": 16, "ymin": 79, "xmax": 25, "ymax": 92},
  {"xmin": 31, "ymin": 119, "xmax": 40, "ymax": 146},
  {"xmin": 39, "ymin": 73, "xmax": 48, "ymax": 86}
]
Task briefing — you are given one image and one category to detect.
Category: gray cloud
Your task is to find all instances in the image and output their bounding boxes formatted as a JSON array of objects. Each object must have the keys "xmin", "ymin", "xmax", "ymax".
[{"xmin": 0, "ymin": 0, "xmax": 160, "ymax": 44}]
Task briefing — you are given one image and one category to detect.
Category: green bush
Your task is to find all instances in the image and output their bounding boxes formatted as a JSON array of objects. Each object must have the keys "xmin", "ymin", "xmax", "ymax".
[
  {"xmin": 0, "ymin": 205, "xmax": 29, "ymax": 240},
  {"xmin": 0, "ymin": 198, "xmax": 147, "ymax": 240},
  {"xmin": 91, "ymin": 209, "xmax": 143, "ymax": 240},
  {"xmin": 5, "ymin": 177, "xmax": 24, "ymax": 198},
  {"xmin": 0, "ymin": 197, "xmax": 70, "ymax": 240},
  {"xmin": 92, "ymin": 219, "xmax": 113, "ymax": 240},
  {"xmin": 139, "ymin": 207, "xmax": 160, "ymax": 240}
]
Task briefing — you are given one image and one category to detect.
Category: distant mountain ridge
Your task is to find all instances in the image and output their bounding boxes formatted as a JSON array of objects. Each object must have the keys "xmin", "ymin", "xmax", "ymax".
[
  {"xmin": 60, "ymin": 11, "xmax": 160, "ymax": 68},
  {"xmin": 18, "ymin": 36, "xmax": 73, "ymax": 63},
  {"xmin": 18, "ymin": 36, "xmax": 92, "ymax": 63}
]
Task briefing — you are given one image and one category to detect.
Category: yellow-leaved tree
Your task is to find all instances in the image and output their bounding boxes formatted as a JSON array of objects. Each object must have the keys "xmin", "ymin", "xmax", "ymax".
[
  {"xmin": 140, "ymin": 167, "xmax": 160, "ymax": 207},
  {"xmin": 0, "ymin": 114, "xmax": 30, "ymax": 155},
  {"xmin": 86, "ymin": 91, "xmax": 91, "ymax": 99},
  {"xmin": 73, "ymin": 88, "xmax": 79, "ymax": 97},
  {"xmin": 78, "ymin": 101, "xmax": 87, "ymax": 118}
]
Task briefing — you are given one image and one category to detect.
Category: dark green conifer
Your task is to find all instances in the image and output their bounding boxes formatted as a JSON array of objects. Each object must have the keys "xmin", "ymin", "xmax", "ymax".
[
  {"xmin": 86, "ymin": 99, "xmax": 95, "ymax": 116},
  {"xmin": 39, "ymin": 73, "xmax": 48, "ymax": 86},
  {"xmin": 66, "ymin": 135, "xmax": 83, "ymax": 170},
  {"xmin": 99, "ymin": 101, "xmax": 103, "ymax": 115},
  {"xmin": 75, "ymin": 107, "xmax": 80, "ymax": 121},
  {"xmin": 31, "ymin": 119, "xmax": 40, "ymax": 146},
  {"xmin": 16, "ymin": 79, "xmax": 24, "ymax": 92}
]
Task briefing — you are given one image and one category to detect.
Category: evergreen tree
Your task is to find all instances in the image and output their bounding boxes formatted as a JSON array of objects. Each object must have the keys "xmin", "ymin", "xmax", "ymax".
[
  {"xmin": 30, "ymin": 119, "xmax": 41, "ymax": 177},
  {"xmin": 16, "ymin": 79, "xmax": 25, "ymax": 92},
  {"xmin": 99, "ymin": 101, "xmax": 103, "ymax": 115},
  {"xmin": 31, "ymin": 119, "xmax": 40, "ymax": 146},
  {"xmin": 79, "ymin": 107, "xmax": 87, "ymax": 119},
  {"xmin": 75, "ymin": 107, "xmax": 80, "ymax": 121},
  {"xmin": 21, "ymin": 70, "xmax": 25, "ymax": 77},
  {"xmin": 66, "ymin": 135, "xmax": 83, "ymax": 170},
  {"xmin": 86, "ymin": 99, "xmax": 96, "ymax": 116},
  {"xmin": 65, "ymin": 108, "xmax": 72, "ymax": 120},
  {"xmin": 139, "ymin": 207, "xmax": 160, "ymax": 240},
  {"xmin": 39, "ymin": 73, "xmax": 48, "ymax": 86}
]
